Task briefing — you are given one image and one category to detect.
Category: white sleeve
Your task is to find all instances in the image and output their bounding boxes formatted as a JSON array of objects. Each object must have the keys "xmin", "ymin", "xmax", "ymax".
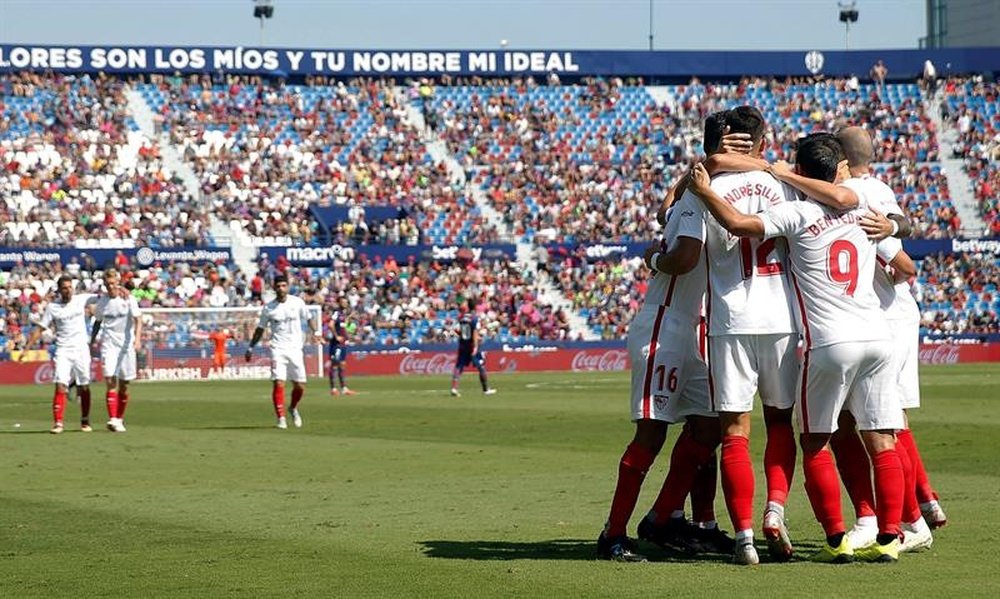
[
  {"xmin": 129, "ymin": 296, "xmax": 142, "ymax": 317},
  {"xmin": 39, "ymin": 305, "xmax": 54, "ymax": 329},
  {"xmin": 758, "ymin": 202, "xmax": 803, "ymax": 239},
  {"xmin": 93, "ymin": 297, "xmax": 105, "ymax": 320},
  {"xmin": 876, "ymin": 236, "xmax": 903, "ymax": 264},
  {"xmin": 257, "ymin": 307, "xmax": 269, "ymax": 329},
  {"xmin": 673, "ymin": 192, "xmax": 707, "ymax": 242}
]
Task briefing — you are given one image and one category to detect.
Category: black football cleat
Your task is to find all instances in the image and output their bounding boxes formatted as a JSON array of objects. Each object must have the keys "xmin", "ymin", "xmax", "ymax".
[
  {"xmin": 636, "ymin": 516, "xmax": 699, "ymax": 555},
  {"xmin": 597, "ymin": 533, "xmax": 648, "ymax": 562}
]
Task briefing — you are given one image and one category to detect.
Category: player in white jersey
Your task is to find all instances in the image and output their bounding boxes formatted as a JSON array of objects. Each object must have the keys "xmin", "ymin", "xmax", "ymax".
[
  {"xmin": 89, "ymin": 269, "xmax": 142, "ymax": 433},
  {"xmin": 246, "ymin": 275, "xmax": 321, "ymax": 429},
  {"xmin": 599, "ymin": 112, "xmax": 732, "ymax": 562},
  {"xmin": 21, "ymin": 276, "xmax": 97, "ymax": 434},
  {"xmin": 690, "ymin": 133, "xmax": 906, "ymax": 563},
  {"xmin": 828, "ymin": 127, "xmax": 941, "ymax": 551},
  {"xmin": 671, "ymin": 106, "xmax": 801, "ymax": 564}
]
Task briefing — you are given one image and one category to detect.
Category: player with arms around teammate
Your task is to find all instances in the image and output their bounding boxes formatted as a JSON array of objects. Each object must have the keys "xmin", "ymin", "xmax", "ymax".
[
  {"xmin": 22, "ymin": 275, "xmax": 97, "ymax": 434},
  {"xmin": 690, "ymin": 133, "xmax": 907, "ymax": 563},
  {"xmin": 598, "ymin": 111, "xmax": 732, "ymax": 562},
  {"xmin": 671, "ymin": 106, "xmax": 801, "ymax": 565},
  {"xmin": 89, "ymin": 269, "xmax": 142, "ymax": 433},
  {"xmin": 834, "ymin": 126, "xmax": 947, "ymax": 538},
  {"xmin": 246, "ymin": 275, "xmax": 321, "ymax": 429},
  {"xmin": 450, "ymin": 298, "xmax": 496, "ymax": 397},
  {"xmin": 328, "ymin": 296, "xmax": 357, "ymax": 396}
]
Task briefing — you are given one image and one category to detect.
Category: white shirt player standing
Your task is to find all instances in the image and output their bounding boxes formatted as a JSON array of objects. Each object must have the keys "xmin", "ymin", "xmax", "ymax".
[
  {"xmin": 22, "ymin": 275, "xmax": 97, "ymax": 434},
  {"xmin": 672, "ymin": 109, "xmax": 801, "ymax": 565},
  {"xmin": 690, "ymin": 133, "xmax": 907, "ymax": 564},
  {"xmin": 90, "ymin": 269, "xmax": 142, "ymax": 433},
  {"xmin": 246, "ymin": 275, "xmax": 321, "ymax": 429}
]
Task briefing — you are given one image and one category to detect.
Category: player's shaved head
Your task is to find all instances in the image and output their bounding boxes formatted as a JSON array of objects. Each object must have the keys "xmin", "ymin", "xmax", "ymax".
[{"xmin": 836, "ymin": 126, "xmax": 875, "ymax": 168}]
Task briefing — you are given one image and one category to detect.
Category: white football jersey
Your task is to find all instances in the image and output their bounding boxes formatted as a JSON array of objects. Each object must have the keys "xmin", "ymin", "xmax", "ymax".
[
  {"xmin": 759, "ymin": 199, "xmax": 890, "ymax": 349},
  {"xmin": 641, "ymin": 206, "xmax": 706, "ymax": 326},
  {"xmin": 258, "ymin": 295, "xmax": 310, "ymax": 352},
  {"xmin": 40, "ymin": 293, "xmax": 97, "ymax": 349},
  {"xmin": 94, "ymin": 294, "xmax": 141, "ymax": 348},
  {"xmin": 841, "ymin": 175, "xmax": 921, "ymax": 323},
  {"xmin": 675, "ymin": 171, "xmax": 797, "ymax": 336}
]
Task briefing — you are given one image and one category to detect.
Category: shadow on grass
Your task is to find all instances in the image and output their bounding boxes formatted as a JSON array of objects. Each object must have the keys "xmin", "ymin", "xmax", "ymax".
[
  {"xmin": 0, "ymin": 429, "xmax": 57, "ymax": 435},
  {"xmin": 419, "ymin": 538, "xmax": 829, "ymax": 563},
  {"xmin": 421, "ymin": 539, "xmax": 734, "ymax": 563}
]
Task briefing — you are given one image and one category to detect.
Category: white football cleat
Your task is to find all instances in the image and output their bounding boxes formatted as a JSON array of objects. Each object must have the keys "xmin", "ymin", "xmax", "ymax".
[
  {"xmin": 733, "ymin": 540, "xmax": 760, "ymax": 566},
  {"xmin": 920, "ymin": 499, "xmax": 947, "ymax": 529},
  {"xmin": 276, "ymin": 416, "xmax": 288, "ymax": 430},
  {"xmin": 762, "ymin": 508, "xmax": 793, "ymax": 561},
  {"xmin": 900, "ymin": 520, "xmax": 933, "ymax": 553},
  {"xmin": 80, "ymin": 422, "xmax": 93, "ymax": 433},
  {"xmin": 291, "ymin": 409, "xmax": 303, "ymax": 428},
  {"xmin": 450, "ymin": 388, "xmax": 461, "ymax": 397},
  {"xmin": 50, "ymin": 422, "xmax": 64, "ymax": 435},
  {"xmin": 845, "ymin": 518, "xmax": 878, "ymax": 551},
  {"xmin": 483, "ymin": 388, "xmax": 498, "ymax": 396},
  {"xmin": 106, "ymin": 418, "xmax": 127, "ymax": 433}
]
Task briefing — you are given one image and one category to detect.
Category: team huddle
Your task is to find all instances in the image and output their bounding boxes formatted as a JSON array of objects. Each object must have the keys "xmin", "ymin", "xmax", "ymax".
[{"xmin": 599, "ymin": 106, "xmax": 946, "ymax": 565}]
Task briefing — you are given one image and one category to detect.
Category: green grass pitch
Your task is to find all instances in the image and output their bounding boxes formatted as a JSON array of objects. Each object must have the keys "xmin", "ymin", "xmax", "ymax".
[{"xmin": 1, "ymin": 365, "xmax": 997, "ymax": 597}]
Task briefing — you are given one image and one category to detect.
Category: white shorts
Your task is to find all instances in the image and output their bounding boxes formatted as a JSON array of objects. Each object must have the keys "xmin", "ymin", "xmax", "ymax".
[
  {"xmin": 54, "ymin": 346, "xmax": 92, "ymax": 387},
  {"xmin": 708, "ymin": 333, "xmax": 798, "ymax": 413},
  {"xmin": 798, "ymin": 340, "xmax": 904, "ymax": 434},
  {"xmin": 628, "ymin": 309, "xmax": 714, "ymax": 423},
  {"xmin": 271, "ymin": 348, "xmax": 307, "ymax": 383},
  {"xmin": 101, "ymin": 344, "xmax": 137, "ymax": 381},
  {"xmin": 889, "ymin": 318, "xmax": 920, "ymax": 410}
]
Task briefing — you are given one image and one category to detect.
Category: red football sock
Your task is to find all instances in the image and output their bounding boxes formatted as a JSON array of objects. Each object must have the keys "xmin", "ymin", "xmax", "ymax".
[
  {"xmin": 650, "ymin": 428, "xmax": 715, "ymax": 524},
  {"xmin": 690, "ymin": 452, "xmax": 719, "ymax": 524},
  {"xmin": 830, "ymin": 428, "xmax": 876, "ymax": 518},
  {"xmin": 802, "ymin": 445, "xmax": 845, "ymax": 536},
  {"xmin": 605, "ymin": 442, "xmax": 656, "ymax": 538},
  {"xmin": 895, "ymin": 435, "xmax": 922, "ymax": 523},
  {"xmin": 764, "ymin": 421, "xmax": 796, "ymax": 505},
  {"xmin": 872, "ymin": 448, "xmax": 904, "ymax": 537},
  {"xmin": 290, "ymin": 386, "xmax": 304, "ymax": 410},
  {"xmin": 272, "ymin": 383, "xmax": 286, "ymax": 418},
  {"xmin": 106, "ymin": 389, "xmax": 119, "ymax": 420},
  {"xmin": 117, "ymin": 389, "xmax": 129, "ymax": 419},
  {"xmin": 896, "ymin": 429, "xmax": 936, "ymax": 504},
  {"xmin": 53, "ymin": 388, "xmax": 67, "ymax": 424},
  {"xmin": 78, "ymin": 388, "xmax": 91, "ymax": 421},
  {"xmin": 720, "ymin": 435, "xmax": 754, "ymax": 532}
]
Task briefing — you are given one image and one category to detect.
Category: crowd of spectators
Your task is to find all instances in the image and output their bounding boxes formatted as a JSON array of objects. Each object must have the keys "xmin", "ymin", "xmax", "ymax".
[
  {"xmin": 143, "ymin": 74, "xmax": 498, "ymax": 245},
  {"xmin": 425, "ymin": 75, "xmax": 955, "ymax": 241},
  {"xmin": 917, "ymin": 252, "xmax": 1000, "ymax": 338},
  {"xmin": 0, "ymin": 72, "xmax": 211, "ymax": 248},
  {"xmin": 546, "ymin": 248, "xmax": 650, "ymax": 340},
  {"xmin": 942, "ymin": 77, "xmax": 1000, "ymax": 235}
]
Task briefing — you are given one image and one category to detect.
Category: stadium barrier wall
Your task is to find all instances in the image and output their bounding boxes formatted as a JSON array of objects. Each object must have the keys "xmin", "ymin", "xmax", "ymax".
[
  {"xmin": 0, "ymin": 246, "xmax": 231, "ymax": 268},
  {"xmin": 3, "ymin": 343, "xmax": 997, "ymax": 384},
  {"xmin": 2, "ymin": 44, "xmax": 999, "ymax": 78}
]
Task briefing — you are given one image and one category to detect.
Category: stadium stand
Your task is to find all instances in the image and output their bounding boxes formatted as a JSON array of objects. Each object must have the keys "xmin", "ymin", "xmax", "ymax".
[
  {"xmin": 942, "ymin": 78, "xmax": 1000, "ymax": 235},
  {"xmin": 0, "ymin": 72, "xmax": 210, "ymax": 248},
  {"xmin": 139, "ymin": 75, "xmax": 499, "ymax": 246}
]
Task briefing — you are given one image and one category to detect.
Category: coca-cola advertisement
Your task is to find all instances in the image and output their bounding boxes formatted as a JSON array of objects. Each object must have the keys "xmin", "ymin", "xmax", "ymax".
[{"xmin": 570, "ymin": 350, "xmax": 629, "ymax": 372}]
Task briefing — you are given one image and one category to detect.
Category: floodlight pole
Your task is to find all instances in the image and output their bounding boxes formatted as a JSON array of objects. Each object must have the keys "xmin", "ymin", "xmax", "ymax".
[{"xmin": 648, "ymin": 0, "xmax": 654, "ymax": 51}]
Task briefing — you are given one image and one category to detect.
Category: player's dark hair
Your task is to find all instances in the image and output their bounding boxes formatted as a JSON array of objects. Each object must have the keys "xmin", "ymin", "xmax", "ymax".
[
  {"xmin": 273, "ymin": 275, "xmax": 288, "ymax": 286},
  {"xmin": 703, "ymin": 110, "xmax": 729, "ymax": 156},
  {"xmin": 56, "ymin": 275, "xmax": 73, "ymax": 287},
  {"xmin": 726, "ymin": 105, "xmax": 766, "ymax": 144},
  {"xmin": 794, "ymin": 133, "xmax": 845, "ymax": 183}
]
